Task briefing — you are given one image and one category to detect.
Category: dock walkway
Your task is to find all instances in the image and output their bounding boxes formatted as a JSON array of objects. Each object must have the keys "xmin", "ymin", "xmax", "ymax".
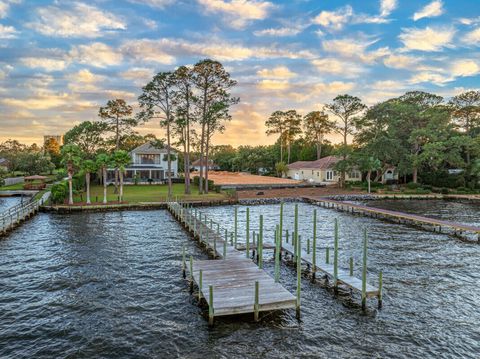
[
  {"xmin": 305, "ymin": 197, "xmax": 480, "ymax": 241},
  {"xmin": 167, "ymin": 202, "xmax": 296, "ymax": 324}
]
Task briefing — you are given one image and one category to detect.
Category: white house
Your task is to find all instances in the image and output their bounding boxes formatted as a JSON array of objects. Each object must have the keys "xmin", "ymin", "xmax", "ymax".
[
  {"xmin": 191, "ymin": 159, "xmax": 219, "ymax": 172},
  {"xmin": 107, "ymin": 143, "xmax": 178, "ymax": 184}
]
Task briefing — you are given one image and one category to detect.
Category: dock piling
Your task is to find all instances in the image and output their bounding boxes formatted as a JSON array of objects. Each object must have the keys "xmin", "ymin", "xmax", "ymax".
[
  {"xmin": 254, "ymin": 281, "xmax": 259, "ymax": 322},
  {"xmin": 182, "ymin": 245, "xmax": 186, "ymax": 278},
  {"xmin": 296, "ymin": 230, "xmax": 301, "ymax": 319},
  {"xmin": 209, "ymin": 285, "xmax": 214, "ymax": 326},
  {"xmin": 334, "ymin": 219, "xmax": 339, "ymax": 293},
  {"xmin": 362, "ymin": 229, "xmax": 368, "ymax": 311},
  {"xmin": 312, "ymin": 209, "xmax": 317, "ymax": 282},
  {"xmin": 258, "ymin": 215, "xmax": 263, "ymax": 269},
  {"xmin": 275, "ymin": 224, "xmax": 280, "ymax": 282},
  {"xmin": 246, "ymin": 207, "xmax": 250, "ymax": 258}
]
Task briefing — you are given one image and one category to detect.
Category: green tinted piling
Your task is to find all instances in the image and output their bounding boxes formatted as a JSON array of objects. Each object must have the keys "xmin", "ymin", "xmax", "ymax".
[
  {"xmin": 279, "ymin": 202, "xmax": 284, "ymax": 248},
  {"xmin": 275, "ymin": 224, "xmax": 281, "ymax": 283},
  {"xmin": 286, "ymin": 229, "xmax": 289, "ymax": 244},
  {"xmin": 199, "ymin": 269, "xmax": 203, "ymax": 300},
  {"xmin": 349, "ymin": 257, "xmax": 354, "ymax": 276},
  {"xmin": 326, "ymin": 247, "xmax": 330, "ymax": 264},
  {"xmin": 208, "ymin": 285, "xmax": 214, "ymax": 326}
]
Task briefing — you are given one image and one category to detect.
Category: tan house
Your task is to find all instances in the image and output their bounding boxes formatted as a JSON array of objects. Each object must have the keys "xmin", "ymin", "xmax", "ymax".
[{"xmin": 287, "ymin": 156, "xmax": 362, "ymax": 184}]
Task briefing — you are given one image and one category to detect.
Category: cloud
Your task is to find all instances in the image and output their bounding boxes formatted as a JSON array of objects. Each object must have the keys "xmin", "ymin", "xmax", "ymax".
[
  {"xmin": 120, "ymin": 67, "xmax": 154, "ymax": 85},
  {"xmin": 20, "ymin": 57, "xmax": 67, "ymax": 71},
  {"xmin": 198, "ymin": 0, "xmax": 274, "ymax": 29},
  {"xmin": 67, "ymin": 69, "xmax": 107, "ymax": 92},
  {"xmin": 408, "ymin": 59, "xmax": 480, "ymax": 85},
  {"xmin": 27, "ymin": 2, "xmax": 126, "ymax": 38},
  {"xmin": 70, "ymin": 42, "xmax": 123, "ymax": 67},
  {"xmin": 322, "ymin": 37, "xmax": 390, "ymax": 64},
  {"xmin": 120, "ymin": 38, "xmax": 315, "ymax": 62},
  {"xmin": 313, "ymin": 5, "xmax": 353, "ymax": 31},
  {"xmin": 0, "ymin": 23, "xmax": 17, "ymax": 38},
  {"xmin": 450, "ymin": 59, "xmax": 480, "ymax": 77},
  {"xmin": 257, "ymin": 79, "xmax": 290, "ymax": 90},
  {"xmin": 413, "ymin": 0, "xmax": 444, "ymax": 21},
  {"xmin": 257, "ymin": 66, "xmax": 296, "ymax": 79},
  {"xmin": 127, "ymin": 0, "xmax": 174, "ymax": 8},
  {"xmin": 383, "ymin": 53, "xmax": 420, "ymax": 69},
  {"xmin": 312, "ymin": 58, "xmax": 365, "ymax": 77},
  {"xmin": 380, "ymin": 0, "xmax": 397, "ymax": 17},
  {"xmin": 464, "ymin": 27, "xmax": 480, "ymax": 45},
  {"xmin": 399, "ymin": 26, "xmax": 455, "ymax": 51},
  {"xmin": 0, "ymin": 0, "xmax": 19, "ymax": 18},
  {"xmin": 1, "ymin": 91, "xmax": 86, "ymax": 110},
  {"xmin": 253, "ymin": 26, "xmax": 302, "ymax": 37}
]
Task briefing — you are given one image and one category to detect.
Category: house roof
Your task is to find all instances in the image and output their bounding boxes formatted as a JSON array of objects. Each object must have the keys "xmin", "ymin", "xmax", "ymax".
[
  {"xmin": 287, "ymin": 156, "xmax": 340, "ymax": 170},
  {"xmin": 191, "ymin": 159, "xmax": 217, "ymax": 166},
  {"xmin": 130, "ymin": 142, "xmax": 175, "ymax": 155}
]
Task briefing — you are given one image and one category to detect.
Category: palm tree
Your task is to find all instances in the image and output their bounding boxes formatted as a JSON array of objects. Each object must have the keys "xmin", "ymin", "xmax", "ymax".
[
  {"xmin": 96, "ymin": 153, "xmax": 111, "ymax": 204},
  {"xmin": 112, "ymin": 150, "xmax": 131, "ymax": 202},
  {"xmin": 359, "ymin": 156, "xmax": 381, "ymax": 193},
  {"xmin": 82, "ymin": 160, "xmax": 97, "ymax": 205},
  {"xmin": 61, "ymin": 144, "xmax": 82, "ymax": 205}
]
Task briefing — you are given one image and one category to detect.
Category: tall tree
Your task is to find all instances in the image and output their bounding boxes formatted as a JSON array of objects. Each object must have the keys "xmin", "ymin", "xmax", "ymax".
[
  {"xmin": 303, "ymin": 110, "xmax": 334, "ymax": 159},
  {"xmin": 173, "ymin": 65, "xmax": 195, "ymax": 195},
  {"xmin": 43, "ymin": 137, "xmax": 61, "ymax": 167},
  {"xmin": 265, "ymin": 110, "xmax": 287, "ymax": 163},
  {"xmin": 138, "ymin": 72, "xmax": 176, "ymax": 199},
  {"xmin": 325, "ymin": 95, "xmax": 366, "ymax": 187},
  {"xmin": 192, "ymin": 59, "xmax": 238, "ymax": 194},
  {"xmin": 284, "ymin": 110, "xmax": 302, "ymax": 164},
  {"xmin": 98, "ymin": 99, "xmax": 135, "ymax": 150},
  {"xmin": 61, "ymin": 144, "xmax": 82, "ymax": 205},
  {"xmin": 449, "ymin": 90, "xmax": 480, "ymax": 165}
]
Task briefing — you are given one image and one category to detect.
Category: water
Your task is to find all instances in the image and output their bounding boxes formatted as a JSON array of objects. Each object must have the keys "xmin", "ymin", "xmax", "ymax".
[
  {"xmin": 0, "ymin": 201, "xmax": 479, "ymax": 358},
  {"xmin": 0, "ymin": 196, "xmax": 22, "ymax": 212}
]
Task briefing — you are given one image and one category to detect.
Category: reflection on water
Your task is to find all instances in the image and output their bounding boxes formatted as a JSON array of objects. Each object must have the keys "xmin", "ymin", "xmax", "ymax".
[
  {"xmin": 0, "ymin": 201, "xmax": 479, "ymax": 358},
  {"xmin": 0, "ymin": 196, "xmax": 22, "ymax": 212}
]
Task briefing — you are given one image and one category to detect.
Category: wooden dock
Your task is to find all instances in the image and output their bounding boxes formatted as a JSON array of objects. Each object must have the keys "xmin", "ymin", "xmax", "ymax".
[
  {"xmin": 167, "ymin": 202, "xmax": 296, "ymax": 325},
  {"xmin": 305, "ymin": 197, "xmax": 480, "ymax": 241}
]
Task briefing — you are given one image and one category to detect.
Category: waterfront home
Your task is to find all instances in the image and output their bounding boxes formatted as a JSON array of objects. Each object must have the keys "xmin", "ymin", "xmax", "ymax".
[
  {"xmin": 107, "ymin": 143, "xmax": 178, "ymax": 184},
  {"xmin": 287, "ymin": 156, "xmax": 362, "ymax": 184},
  {"xmin": 191, "ymin": 158, "xmax": 220, "ymax": 172}
]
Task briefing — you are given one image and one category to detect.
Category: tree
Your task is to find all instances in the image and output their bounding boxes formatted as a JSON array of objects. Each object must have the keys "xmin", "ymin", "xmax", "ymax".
[
  {"xmin": 357, "ymin": 155, "xmax": 381, "ymax": 193},
  {"xmin": 96, "ymin": 153, "xmax": 111, "ymax": 204},
  {"xmin": 284, "ymin": 110, "xmax": 302, "ymax": 164},
  {"xmin": 449, "ymin": 91, "xmax": 480, "ymax": 165},
  {"xmin": 173, "ymin": 65, "xmax": 195, "ymax": 195},
  {"xmin": 265, "ymin": 111, "xmax": 287, "ymax": 162},
  {"xmin": 43, "ymin": 137, "xmax": 61, "ymax": 167},
  {"xmin": 61, "ymin": 144, "xmax": 82, "ymax": 205},
  {"xmin": 325, "ymin": 94, "xmax": 366, "ymax": 187},
  {"xmin": 111, "ymin": 150, "xmax": 131, "ymax": 202},
  {"xmin": 192, "ymin": 59, "xmax": 238, "ymax": 194},
  {"xmin": 16, "ymin": 152, "xmax": 55, "ymax": 175},
  {"xmin": 81, "ymin": 160, "xmax": 97, "ymax": 204},
  {"xmin": 98, "ymin": 99, "xmax": 136, "ymax": 150},
  {"xmin": 303, "ymin": 111, "xmax": 334, "ymax": 159},
  {"xmin": 64, "ymin": 121, "xmax": 109, "ymax": 158},
  {"xmin": 275, "ymin": 161, "xmax": 288, "ymax": 178},
  {"xmin": 138, "ymin": 72, "xmax": 176, "ymax": 199}
]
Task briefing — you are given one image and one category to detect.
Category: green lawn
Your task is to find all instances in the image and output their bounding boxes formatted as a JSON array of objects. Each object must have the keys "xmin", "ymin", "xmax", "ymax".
[
  {"xmin": 0, "ymin": 183, "xmax": 25, "ymax": 190},
  {"xmin": 73, "ymin": 184, "xmax": 227, "ymax": 204}
]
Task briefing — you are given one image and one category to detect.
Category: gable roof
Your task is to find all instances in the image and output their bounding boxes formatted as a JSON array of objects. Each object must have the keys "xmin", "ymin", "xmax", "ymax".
[
  {"xmin": 130, "ymin": 142, "xmax": 175, "ymax": 155},
  {"xmin": 287, "ymin": 156, "xmax": 340, "ymax": 170}
]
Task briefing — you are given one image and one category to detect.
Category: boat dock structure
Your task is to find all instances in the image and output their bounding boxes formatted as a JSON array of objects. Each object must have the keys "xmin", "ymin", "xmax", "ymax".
[
  {"xmin": 304, "ymin": 197, "xmax": 480, "ymax": 241},
  {"xmin": 167, "ymin": 201, "xmax": 382, "ymax": 325}
]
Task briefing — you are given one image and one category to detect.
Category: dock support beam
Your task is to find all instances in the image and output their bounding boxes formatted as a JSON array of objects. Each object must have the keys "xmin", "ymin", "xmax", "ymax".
[
  {"xmin": 208, "ymin": 285, "xmax": 214, "ymax": 327},
  {"xmin": 254, "ymin": 281, "xmax": 259, "ymax": 322}
]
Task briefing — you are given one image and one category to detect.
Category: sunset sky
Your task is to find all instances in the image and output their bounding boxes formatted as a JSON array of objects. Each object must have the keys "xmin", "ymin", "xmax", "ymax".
[{"xmin": 0, "ymin": 0, "xmax": 479, "ymax": 146}]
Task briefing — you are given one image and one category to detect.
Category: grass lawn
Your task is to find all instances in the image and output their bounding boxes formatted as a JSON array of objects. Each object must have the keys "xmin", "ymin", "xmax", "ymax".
[
  {"xmin": 0, "ymin": 183, "xmax": 25, "ymax": 190},
  {"xmin": 73, "ymin": 183, "xmax": 228, "ymax": 204}
]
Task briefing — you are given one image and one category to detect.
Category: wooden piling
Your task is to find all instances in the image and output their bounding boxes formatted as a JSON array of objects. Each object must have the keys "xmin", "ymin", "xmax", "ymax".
[
  {"xmin": 258, "ymin": 215, "xmax": 263, "ymax": 269},
  {"xmin": 275, "ymin": 224, "xmax": 280, "ymax": 283},
  {"xmin": 223, "ymin": 230, "xmax": 227, "ymax": 259},
  {"xmin": 312, "ymin": 209, "xmax": 317, "ymax": 282},
  {"xmin": 209, "ymin": 285, "xmax": 214, "ymax": 326},
  {"xmin": 362, "ymin": 229, "xmax": 368, "ymax": 311},
  {"xmin": 296, "ymin": 230, "xmax": 301, "ymax": 319},
  {"xmin": 182, "ymin": 245, "xmax": 186, "ymax": 278},
  {"xmin": 349, "ymin": 257, "xmax": 353, "ymax": 276},
  {"xmin": 326, "ymin": 247, "xmax": 330, "ymax": 264},
  {"xmin": 334, "ymin": 219, "xmax": 339, "ymax": 293},
  {"xmin": 254, "ymin": 281, "xmax": 259, "ymax": 322},
  {"xmin": 199, "ymin": 269, "xmax": 203, "ymax": 300},
  {"xmin": 279, "ymin": 202, "xmax": 284, "ymax": 248},
  {"xmin": 286, "ymin": 229, "xmax": 289, "ymax": 244}
]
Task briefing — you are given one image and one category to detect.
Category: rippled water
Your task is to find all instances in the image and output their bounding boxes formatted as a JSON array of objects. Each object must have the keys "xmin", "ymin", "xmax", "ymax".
[
  {"xmin": 0, "ymin": 196, "xmax": 22, "ymax": 212},
  {"xmin": 0, "ymin": 201, "xmax": 479, "ymax": 358}
]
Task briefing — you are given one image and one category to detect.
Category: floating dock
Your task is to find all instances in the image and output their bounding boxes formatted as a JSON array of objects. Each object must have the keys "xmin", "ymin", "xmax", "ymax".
[
  {"xmin": 305, "ymin": 197, "xmax": 480, "ymax": 241},
  {"xmin": 167, "ymin": 202, "xmax": 296, "ymax": 325}
]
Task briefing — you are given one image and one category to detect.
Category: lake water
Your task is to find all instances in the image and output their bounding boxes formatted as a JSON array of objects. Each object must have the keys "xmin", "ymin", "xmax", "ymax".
[
  {"xmin": 0, "ymin": 201, "xmax": 479, "ymax": 358},
  {"xmin": 0, "ymin": 196, "xmax": 22, "ymax": 212}
]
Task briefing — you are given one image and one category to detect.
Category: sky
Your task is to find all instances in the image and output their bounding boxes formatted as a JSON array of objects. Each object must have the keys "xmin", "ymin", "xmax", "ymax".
[{"xmin": 0, "ymin": 0, "xmax": 479, "ymax": 147}]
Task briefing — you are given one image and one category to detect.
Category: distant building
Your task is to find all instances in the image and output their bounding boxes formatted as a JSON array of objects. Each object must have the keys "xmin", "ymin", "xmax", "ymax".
[
  {"xmin": 106, "ymin": 142, "xmax": 178, "ymax": 184},
  {"xmin": 43, "ymin": 135, "xmax": 63, "ymax": 147},
  {"xmin": 191, "ymin": 159, "xmax": 220, "ymax": 172},
  {"xmin": 0, "ymin": 158, "xmax": 9, "ymax": 171},
  {"xmin": 287, "ymin": 156, "xmax": 398, "ymax": 184}
]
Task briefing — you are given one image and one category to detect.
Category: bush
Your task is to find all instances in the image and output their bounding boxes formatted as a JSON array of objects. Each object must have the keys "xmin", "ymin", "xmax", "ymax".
[
  {"xmin": 422, "ymin": 184, "xmax": 433, "ymax": 191},
  {"xmin": 193, "ymin": 176, "xmax": 199, "ymax": 186},
  {"xmin": 406, "ymin": 182, "xmax": 421, "ymax": 189},
  {"xmin": 415, "ymin": 188, "xmax": 431, "ymax": 194},
  {"xmin": 441, "ymin": 187, "xmax": 449, "ymax": 194},
  {"xmin": 50, "ymin": 181, "xmax": 68, "ymax": 204}
]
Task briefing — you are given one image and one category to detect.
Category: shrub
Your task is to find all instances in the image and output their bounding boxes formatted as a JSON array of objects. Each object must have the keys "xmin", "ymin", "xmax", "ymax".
[
  {"xmin": 422, "ymin": 184, "xmax": 433, "ymax": 191},
  {"xmin": 406, "ymin": 182, "xmax": 421, "ymax": 190},
  {"xmin": 193, "ymin": 176, "xmax": 199, "ymax": 186},
  {"xmin": 415, "ymin": 188, "xmax": 431, "ymax": 194},
  {"xmin": 441, "ymin": 187, "xmax": 449, "ymax": 194},
  {"xmin": 50, "ymin": 181, "xmax": 68, "ymax": 204}
]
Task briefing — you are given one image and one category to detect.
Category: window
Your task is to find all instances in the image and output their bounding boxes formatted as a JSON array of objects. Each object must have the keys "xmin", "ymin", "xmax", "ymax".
[
  {"xmin": 139, "ymin": 154, "xmax": 155, "ymax": 164},
  {"xmin": 349, "ymin": 171, "xmax": 360, "ymax": 179},
  {"xmin": 326, "ymin": 171, "xmax": 333, "ymax": 181}
]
